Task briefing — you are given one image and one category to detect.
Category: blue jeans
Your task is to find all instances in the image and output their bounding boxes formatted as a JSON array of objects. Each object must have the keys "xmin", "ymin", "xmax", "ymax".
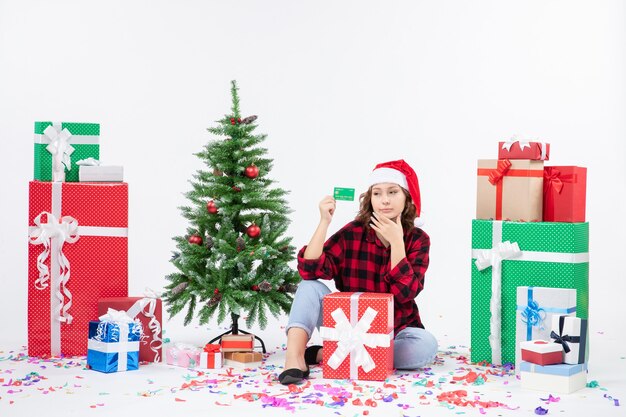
[{"xmin": 286, "ymin": 280, "xmax": 438, "ymax": 370}]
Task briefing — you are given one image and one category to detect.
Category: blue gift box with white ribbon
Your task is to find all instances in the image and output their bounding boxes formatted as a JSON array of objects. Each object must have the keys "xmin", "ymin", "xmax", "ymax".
[
  {"xmin": 515, "ymin": 286, "xmax": 577, "ymax": 369},
  {"xmin": 87, "ymin": 309, "xmax": 142, "ymax": 373}
]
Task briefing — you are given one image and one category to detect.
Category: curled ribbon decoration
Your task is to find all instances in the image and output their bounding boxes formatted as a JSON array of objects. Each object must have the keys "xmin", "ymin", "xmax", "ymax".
[
  {"xmin": 320, "ymin": 307, "xmax": 391, "ymax": 375},
  {"xmin": 473, "ymin": 238, "xmax": 521, "ymax": 365},
  {"xmin": 487, "ymin": 159, "xmax": 512, "ymax": 185},
  {"xmin": 125, "ymin": 294, "xmax": 163, "ymax": 362},
  {"xmin": 43, "ymin": 124, "xmax": 75, "ymax": 182},
  {"xmin": 29, "ymin": 211, "xmax": 79, "ymax": 324},
  {"xmin": 521, "ymin": 299, "xmax": 547, "ymax": 330}
]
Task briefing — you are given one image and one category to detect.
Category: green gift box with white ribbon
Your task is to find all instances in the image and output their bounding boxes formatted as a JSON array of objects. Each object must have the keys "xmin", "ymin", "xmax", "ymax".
[
  {"xmin": 34, "ymin": 121, "xmax": 100, "ymax": 182},
  {"xmin": 470, "ymin": 219, "xmax": 589, "ymax": 365}
]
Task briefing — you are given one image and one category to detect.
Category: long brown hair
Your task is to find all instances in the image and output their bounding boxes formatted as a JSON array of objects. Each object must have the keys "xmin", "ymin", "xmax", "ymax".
[{"xmin": 355, "ymin": 186, "xmax": 417, "ymax": 232}]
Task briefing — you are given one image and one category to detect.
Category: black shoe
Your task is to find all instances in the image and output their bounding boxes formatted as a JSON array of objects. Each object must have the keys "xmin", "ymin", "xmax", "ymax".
[
  {"xmin": 278, "ymin": 366, "xmax": 310, "ymax": 385},
  {"xmin": 304, "ymin": 345, "xmax": 323, "ymax": 365}
]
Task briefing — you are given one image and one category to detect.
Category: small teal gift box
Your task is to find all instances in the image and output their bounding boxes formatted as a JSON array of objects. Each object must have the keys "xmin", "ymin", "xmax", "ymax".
[
  {"xmin": 87, "ymin": 309, "xmax": 142, "ymax": 373},
  {"xmin": 34, "ymin": 121, "xmax": 100, "ymax": 182}
]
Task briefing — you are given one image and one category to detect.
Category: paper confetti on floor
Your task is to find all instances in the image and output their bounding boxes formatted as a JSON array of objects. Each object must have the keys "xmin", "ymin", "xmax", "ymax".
[{"xmin": 0, "ymin": 344, "xmax": 622, "ymax": 416}]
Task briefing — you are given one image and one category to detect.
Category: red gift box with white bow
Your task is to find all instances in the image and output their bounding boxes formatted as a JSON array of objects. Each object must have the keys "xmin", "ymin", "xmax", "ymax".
[
  {"xmin": 28, "ymin": 181, "xmax": 128, "ymax": 357},
  {"xmin": 320, "ymin": 292, "xmax": 394, "ymax": 381}
]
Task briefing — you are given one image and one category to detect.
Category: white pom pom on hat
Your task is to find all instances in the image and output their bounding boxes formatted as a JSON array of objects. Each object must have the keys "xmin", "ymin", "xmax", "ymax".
[{"xmin": 367, "ymin": 159, "xmax": 424, "ymax": 227}]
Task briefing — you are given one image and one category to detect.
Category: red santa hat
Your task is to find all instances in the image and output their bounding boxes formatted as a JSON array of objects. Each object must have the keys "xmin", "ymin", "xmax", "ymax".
[{"xmin": 367, "ymin": 159, "xmax": 421, "ymax": 218}]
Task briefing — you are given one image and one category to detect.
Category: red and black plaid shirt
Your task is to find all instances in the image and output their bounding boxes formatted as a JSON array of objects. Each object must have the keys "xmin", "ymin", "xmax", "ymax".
[{"xmin": 297, "ymin": 220, "xmax": 431, "ymax": 335}]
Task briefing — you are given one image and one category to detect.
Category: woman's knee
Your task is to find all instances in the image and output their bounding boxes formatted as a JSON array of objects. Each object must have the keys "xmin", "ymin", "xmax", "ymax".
[
  {"xmin": 394, "ymin": 328, "xmax": 438, "ymax": 369},
  {"xmin": 294, "ymin": 279, "xmax": 331, "ymax": 298}
]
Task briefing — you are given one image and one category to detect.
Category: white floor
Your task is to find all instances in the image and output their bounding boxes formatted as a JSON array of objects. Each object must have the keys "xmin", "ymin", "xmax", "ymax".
[{"xmin": 1, "ymin": 322, "xmax": 624, "ymax": 417}]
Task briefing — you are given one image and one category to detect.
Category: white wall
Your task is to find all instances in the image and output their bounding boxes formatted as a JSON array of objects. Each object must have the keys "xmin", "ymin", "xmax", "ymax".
[{"xmin": 1, "ymin": 1, "xmax": 624, "ymax": 350}]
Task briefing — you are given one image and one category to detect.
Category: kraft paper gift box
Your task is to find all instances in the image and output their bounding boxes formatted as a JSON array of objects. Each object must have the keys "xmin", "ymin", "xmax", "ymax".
[
  {"xmin": 520, "ymin": 340, "xmax": 563, "ymax": 366},
  {"xmin": 98, "ymin": 297, "xmax": 163, "ymax": 362},
  {"xmin": 320, "ymin": 292, "xmax": 394, "ymax": 381},
  {"xmin": 520, "ymin": 361, "xmax": 587, "ymax": 394},
  {"xmin": 498, "ymin": 140, "xmax": 550, "ymax": 161},
  {"xmin": 476, "ymin": 159, "xmax": 544, "ymax": 222},
  {"xmin": 34, "ymin": 121, "xmax": 100, "ymax": 182},
  {"xmin": 165, "ymin": 343, "xmax": 201, "ymax": 368},
  {"xmin": 220, "ymin": 334, "xmax": 255, "ymax": 352},
  {"xmin": 87, "ymin": 310, "xmax": 142, "ymax": 373},
  {"xmin": 470, "ymin": 220, "xmax": 589, "ymax": 365},
  {"xmin": 543, "ymin": 166, "xmax": 587, "ymax": 223},
  {"xmin": 550, "ymin": 315, "xmax": 588, "ymax": 365},
  {"xmin": 223, "ymin": 351, "xmax": 262, "ymax": 368},
  {"xmin": 200, "ymin": 344, "xmax": 223, "ymax": 369},
  {"xmin": 515, "ymin": 286, "xmax": 577, "ymax": 368},
  {"xmin": 28, "ymin": 181, "xmax": 129, "ymax": 357}
]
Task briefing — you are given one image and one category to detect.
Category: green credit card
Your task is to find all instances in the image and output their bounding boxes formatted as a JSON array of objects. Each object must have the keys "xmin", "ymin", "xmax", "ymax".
[{"xmin": 334, "ymin": 187, "xmax": 355, "ymax": 201}]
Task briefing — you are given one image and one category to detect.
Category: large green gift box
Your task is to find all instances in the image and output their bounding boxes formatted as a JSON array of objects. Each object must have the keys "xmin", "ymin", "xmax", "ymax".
[
  {"xmin": 34, "ymin": 121, "xmax": 100, "ymax": 182},
  {"xmin": 470, "ymin": 219, "xmax": 589, "ymax": 365}
]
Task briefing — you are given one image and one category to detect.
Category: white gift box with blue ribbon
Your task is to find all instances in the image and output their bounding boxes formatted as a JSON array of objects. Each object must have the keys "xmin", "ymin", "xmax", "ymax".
[
  {"xmin": 87, "ymin": 309, "xmax": 142, "ymax": 373},
  {"xmin": 515, "ymin": 286, "xmax": 576, "ymax": 369}
]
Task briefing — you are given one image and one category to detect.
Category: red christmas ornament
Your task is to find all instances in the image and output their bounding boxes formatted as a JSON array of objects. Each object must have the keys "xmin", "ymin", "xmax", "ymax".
[
  {"xmin": 246, "ymin": 224, "xmax": 261, "ymax": 238},
  {"xmin": 207, "ymin": 200, "xmax": 218, "ymax": 214},
  {"xmin": 251, "ymin": 285, "xmax": 260, "ymax": 291},
  {"xmin": 244, "ymin": 164, "xmax": 259, "ymax": 179},
  {"xmin": 214, "ymin": 288, "xmax": 220, "ymax": 295},
  {"xmin": 188, "ymin": 234, "xmax": 203, "ymax": 245},
  {"xmin": 230, "ymin": 117, "xmax": 241, "ymax": 125}
]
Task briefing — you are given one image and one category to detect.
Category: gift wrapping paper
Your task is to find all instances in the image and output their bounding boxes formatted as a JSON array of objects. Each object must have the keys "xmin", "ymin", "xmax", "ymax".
[
  {"xmin": 34, "ymin": 121, "xmax": 100, "ymax": 182},
  {"xmin": 470, "ymin": 220, "xmax": 589, "ymax": 365},
  {"xmin": 320, "ymin": 292, "xmax": 394, "ymax": 381},
  {"xmin": 515, "ymin": 286, "xmax": 577, "ymax": 367},
  {"xmin": 165, "ymin": 344, "xmax": 201, "ymax": 368},
  {"xmin": 543, "ymin": 166, "xmax": 587, "ymax": 222},
  {"xmin": 28, "ymin": 181, "xmax": 128, "ymax": 357},
  {"xmin": 87, "ymin": 320, "xmax": 141, "ymax": 373},
  {"xmin": 98, "ymin": 296, "xmax": 163, "ymax": 362},
  {"xmin": 550, "ymin": 315, "xmax": 588, "ymax": 365},
  {"xmin": 498, "ymin": 140, "xmax": 550, "ymax": 161},
  {"xmin": 520, "ymin": 340, "xmax": 564, "ymax": 366},
  {"xmin": 520, "ymin": 361, "xmax": 587, "ymax": 394},
  {"xmin": 220, "ymin": 334, "xmax": 255, "ymax": 352},
  {"xmin": 476, "ymin": 159, "xmax": 544, "ymax": 222}
]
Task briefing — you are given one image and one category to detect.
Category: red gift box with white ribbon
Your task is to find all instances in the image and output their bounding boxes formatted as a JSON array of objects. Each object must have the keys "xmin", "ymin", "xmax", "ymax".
[
  {"xmin": 28, "ymin": 181, "xmax": 128, "ymax": 357},
  {"xmin": 320, "ymin": 292, "xmax": 394, "ymax": 381}
]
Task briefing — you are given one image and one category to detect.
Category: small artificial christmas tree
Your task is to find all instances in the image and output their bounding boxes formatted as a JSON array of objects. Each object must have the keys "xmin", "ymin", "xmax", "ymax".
[{"xmin": 164, "ymin": 81, "xmax": 300, "ymax": 341}]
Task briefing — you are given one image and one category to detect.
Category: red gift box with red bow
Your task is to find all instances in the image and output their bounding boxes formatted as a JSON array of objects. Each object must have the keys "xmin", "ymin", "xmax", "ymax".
[{"xmin": 543, "ymin": 166, "xmax": 587, "ymax": 222}]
